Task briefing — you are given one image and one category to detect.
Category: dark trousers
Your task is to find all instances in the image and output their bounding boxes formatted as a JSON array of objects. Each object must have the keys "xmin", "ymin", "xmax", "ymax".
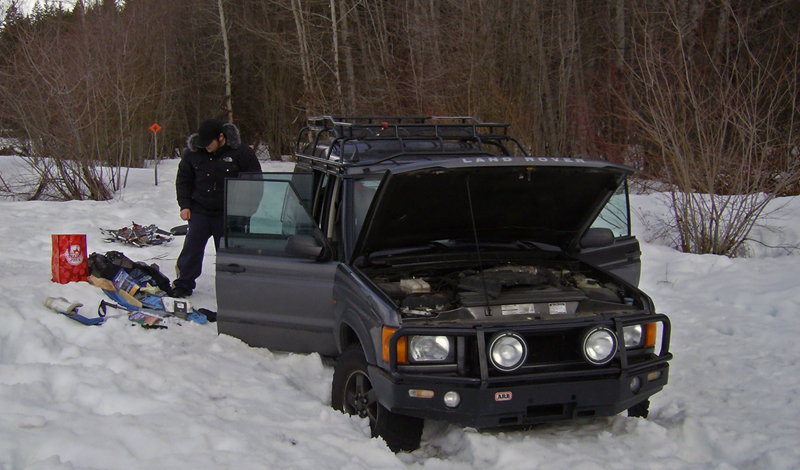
[{"xmin": 174, "ymin": 212, "xmax": 224, "ymax": 291}]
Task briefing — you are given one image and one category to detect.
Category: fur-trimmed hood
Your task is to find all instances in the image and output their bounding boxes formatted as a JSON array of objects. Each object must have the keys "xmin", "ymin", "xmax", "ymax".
[
  {"xmin": 186, "ymin": 122, "xmax": 242, "ymax": 152},
  {"xmin": 176, "ymin": 122, "xmax": 261, "ymax": 215}
]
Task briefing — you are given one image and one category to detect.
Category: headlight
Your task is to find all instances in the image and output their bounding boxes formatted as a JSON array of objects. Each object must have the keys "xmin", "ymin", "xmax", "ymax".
[
  {"xmin": 408, "ymin": 336, "xmax": 451, "ymax": 363},
  {"xmin": 581, "ymin": 327, "xmax": 617, "ymax": 365},
  {"xmin": 488, "ymin": 332, "xmax": 528, "ymax": 371},
  {"xmin": 623, "ymin": 325, "xmax": 643, "ymax": 348}
]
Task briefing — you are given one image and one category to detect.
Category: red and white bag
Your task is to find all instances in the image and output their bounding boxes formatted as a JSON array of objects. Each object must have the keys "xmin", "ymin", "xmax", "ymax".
[{"xmin": 51, "ymin": 234, "xmax": 89, "ymax": 284}]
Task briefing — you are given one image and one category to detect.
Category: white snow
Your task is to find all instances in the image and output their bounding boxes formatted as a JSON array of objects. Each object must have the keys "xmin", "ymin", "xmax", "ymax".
[{"xmin": 1, "ymin": 156, "xmax": 799, "ymax": 469}]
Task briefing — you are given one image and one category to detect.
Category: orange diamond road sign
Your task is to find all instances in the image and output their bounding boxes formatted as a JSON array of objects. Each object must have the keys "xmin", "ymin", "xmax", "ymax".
[{"xmin": 149, "ymin": 123, "xmax": 162, "ymax": 133}]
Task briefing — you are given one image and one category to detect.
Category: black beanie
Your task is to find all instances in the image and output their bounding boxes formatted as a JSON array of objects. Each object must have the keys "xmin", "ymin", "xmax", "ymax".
[{"xmin": 195, "ymin": 119, "xmax": 225, "ymax": 148}]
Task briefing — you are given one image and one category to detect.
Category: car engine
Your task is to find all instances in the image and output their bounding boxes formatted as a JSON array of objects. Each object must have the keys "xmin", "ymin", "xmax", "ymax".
[{"xmin": 373, "ymin": 263, "xmax": 636, "ymax": 321}]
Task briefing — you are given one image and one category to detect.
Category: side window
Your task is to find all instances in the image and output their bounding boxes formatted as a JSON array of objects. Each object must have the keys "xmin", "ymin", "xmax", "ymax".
[
  {"xmin": 590, "ymin": 179, "xmax": 631, "ymax": 237},
  {"xmin": 311, "ymin": 173, "xmax": 330, "ymax": 223},
  {"xmin": 321, "ymin": 176, "xmax": 341, "ymax": 241},
  {"xmin": 224, "ymin": 178, "xmax": 320, "ymax": 253},
  {"xmin": 353, "ymin": 178, "xmax": 381, "ymax": 238},
  {"xmin": 236, "ymin": 172, "xmax": 313, "ymax": 209}
]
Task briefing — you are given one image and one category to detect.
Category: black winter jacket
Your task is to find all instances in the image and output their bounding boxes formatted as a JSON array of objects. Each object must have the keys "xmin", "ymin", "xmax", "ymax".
[{"xmin": 176, "ymin": 122, "xmax": 262, "ymax": 216}]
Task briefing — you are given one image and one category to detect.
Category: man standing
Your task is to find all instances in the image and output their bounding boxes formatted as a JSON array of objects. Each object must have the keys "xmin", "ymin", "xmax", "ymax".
[{"xmin": 172, "ymin": 119, "xmax": 261, "ymax": 297}]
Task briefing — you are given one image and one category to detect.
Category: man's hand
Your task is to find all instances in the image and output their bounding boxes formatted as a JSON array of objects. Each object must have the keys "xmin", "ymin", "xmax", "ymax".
[{"xmin": 180, "ymin": 208, "xmax": 191, "ymax": 221}]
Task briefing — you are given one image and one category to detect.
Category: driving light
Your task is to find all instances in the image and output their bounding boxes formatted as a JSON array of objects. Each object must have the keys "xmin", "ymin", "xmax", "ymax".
[
  {"xmin": 582, "ymin": 327, "xmax": 617, "ymax": 365},
  {"xmin": 624, "ymin": 325, "xmax": 643, "ymax": 348},
  {"xmin": 488, "ymin": 332, "xmax": 528, "ymax": 371},
  {"xmin": 408, "ymin": 336, "xmax": 451, "ymax": 362},
  {"xmin": 443, "ymin": 391, "xmax": 461, "ymax": 408}
]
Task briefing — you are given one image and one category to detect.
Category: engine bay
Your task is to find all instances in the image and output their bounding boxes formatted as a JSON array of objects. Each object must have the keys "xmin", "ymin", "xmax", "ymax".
[{"xmin": 371, "ymin": 262, "xmax": 639, "ymax": 321}]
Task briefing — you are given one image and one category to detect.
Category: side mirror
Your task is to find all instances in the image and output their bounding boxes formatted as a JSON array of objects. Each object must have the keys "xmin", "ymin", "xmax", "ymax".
[
  {"xmin": 580, "ymin": 228, "xmax": 615, "ymax": 249},
  {"xmin": 285, "ymin": 234, "xmax": 324, "ymax": 259}
]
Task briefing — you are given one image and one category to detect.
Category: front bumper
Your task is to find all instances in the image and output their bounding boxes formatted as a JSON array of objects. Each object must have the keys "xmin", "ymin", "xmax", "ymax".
[
  {"xmin": 370, "ymin": 361, "xmax": 669, "ymax": 428},
  {"xmin": 373, "ymin": 313, "xmax": 672, "ymax": 428}
]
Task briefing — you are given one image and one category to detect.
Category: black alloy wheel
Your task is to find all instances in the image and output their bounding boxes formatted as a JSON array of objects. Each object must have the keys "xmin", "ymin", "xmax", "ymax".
[{"xmin": 332, "ymin": 345, "xmax": 424, "ymax": 452}]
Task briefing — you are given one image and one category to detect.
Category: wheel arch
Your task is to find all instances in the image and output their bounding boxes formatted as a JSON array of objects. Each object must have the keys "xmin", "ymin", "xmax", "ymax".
[{"xmin": 337, "ymin": 312, "xmax": 378, "ymax": 364}]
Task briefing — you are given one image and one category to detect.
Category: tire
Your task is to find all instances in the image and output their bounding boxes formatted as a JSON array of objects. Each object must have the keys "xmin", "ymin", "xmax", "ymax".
[
  {"xmin": 627, "ymin": 399, "xmax": 650, "ymax": 418},
  {"xmin": 332, "ymin": 345, "xmax": 424, "ymax": 452}
]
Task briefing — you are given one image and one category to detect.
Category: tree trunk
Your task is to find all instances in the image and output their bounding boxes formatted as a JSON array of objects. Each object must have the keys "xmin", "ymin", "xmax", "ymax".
[
  {"xmin": 291, "ymin": 0, "xmax": 312, "ymax": 111},
  {"xmin": 218, "ymin": 0, "xmax": 233, "ymax": 123},
  {"xmin": 339, "ymin": 0, "xmax": 356, "ymax": 113},
  {"xmin": 330, "ymin": 0, "xmax": 342, "ymax": 112},
  {"xmin": 713, "ymin": 0, "xmax": 730, "ymax": 66},
  {"xmin": 614, "ymin": 0, "xmax": 626, "ymax": 69}
]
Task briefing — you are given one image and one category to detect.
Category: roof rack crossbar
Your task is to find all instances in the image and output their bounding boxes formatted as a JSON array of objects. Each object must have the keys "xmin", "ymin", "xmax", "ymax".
[{"xmin": 296, "ymin": 116, "xmax": 527, "ymax": 164}]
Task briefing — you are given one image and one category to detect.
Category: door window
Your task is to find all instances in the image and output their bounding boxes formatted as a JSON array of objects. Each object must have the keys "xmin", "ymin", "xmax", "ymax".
[{"xmin": 224, "ymin": 176, "xmax": 319, "ymax": 253}]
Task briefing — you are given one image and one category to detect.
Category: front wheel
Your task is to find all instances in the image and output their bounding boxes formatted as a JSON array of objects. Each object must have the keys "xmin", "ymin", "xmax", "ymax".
[{"xmin": 331, "ymin": 345, "xmax": 423, "ymax": 452}]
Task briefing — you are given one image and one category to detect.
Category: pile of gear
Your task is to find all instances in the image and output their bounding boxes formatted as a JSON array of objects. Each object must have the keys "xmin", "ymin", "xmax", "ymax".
[
  {"xmin": 67, "ymin": 250, "xmax": 217, "ymax": 327},
  {"xmin": 100, "ymin": 222, "xmax": 174, "ymax": 247}
]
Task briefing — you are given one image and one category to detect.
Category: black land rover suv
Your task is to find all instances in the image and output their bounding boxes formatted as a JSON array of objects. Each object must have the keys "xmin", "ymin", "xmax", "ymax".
[{"xmin": 215, "ymin": 116, "xmax": 672, "ymax": 452}]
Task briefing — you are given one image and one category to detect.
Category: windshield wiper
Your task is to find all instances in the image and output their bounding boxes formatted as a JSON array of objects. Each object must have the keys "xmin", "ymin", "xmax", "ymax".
[{"xmin": 514, "ymin": 240, "xmax": 560, "ymax": 251}]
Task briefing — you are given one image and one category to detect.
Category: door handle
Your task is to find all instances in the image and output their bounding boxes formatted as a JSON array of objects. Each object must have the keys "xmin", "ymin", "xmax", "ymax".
[{"xmin": 219, "ymin": 264, "xmax": 245, "ymax": 273}]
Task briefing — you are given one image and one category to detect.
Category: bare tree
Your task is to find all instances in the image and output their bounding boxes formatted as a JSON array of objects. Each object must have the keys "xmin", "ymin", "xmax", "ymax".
[
  {"xmin": 623, "ymin": 1, "xmax": 800, "ymax": 256},
  {"xmin": 0, "ymin": 0, "xmax": 193, "ymax": 199},
  {"xmin": 1, "ymin": 0, "xmax": 798, "ymax": 216}
]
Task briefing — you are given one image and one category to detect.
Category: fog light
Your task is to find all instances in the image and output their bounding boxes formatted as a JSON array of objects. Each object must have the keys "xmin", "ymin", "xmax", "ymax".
[
  {"xmin": 630, "ymin": 376, "xmax": 642, "ymax": 394},
  {"xmin": 581, "ymin": 326, "xmax": 618, "ymax": 365},
  {"xmin": 443, "ymin": 391, "xmax": 461, "ymax": 408},
  {"xmin": 488, "ymin": 332, "xmax": 528, "ymax": 372}
]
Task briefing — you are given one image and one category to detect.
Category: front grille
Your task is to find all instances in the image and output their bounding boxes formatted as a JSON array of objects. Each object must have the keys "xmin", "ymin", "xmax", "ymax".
[
  {"xmin": 465, "ymin": 326, "xmax": 604, "ymax": 379},
  {"xmin": 523, "ymin": 330, "xmax": 583, "ymax": 364},
  {"xmin": 516, "ymin": 327, "xmax": 594, "ymax": 374}
]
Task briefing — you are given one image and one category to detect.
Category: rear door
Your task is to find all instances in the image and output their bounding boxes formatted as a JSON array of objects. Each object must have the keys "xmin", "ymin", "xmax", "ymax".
[
  {"xmin": 215, "ymin": 174, "xmax": 339, "ymax": 355},
  {"xmin": 575, "ymin": 179, "xmax": 642, "ymax": 286}
]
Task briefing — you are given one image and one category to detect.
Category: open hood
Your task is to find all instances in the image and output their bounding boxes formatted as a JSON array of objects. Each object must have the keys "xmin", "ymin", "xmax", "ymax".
[{"xmin": 352, "ymin": 157, "xmax": 634, "ymax": 263}]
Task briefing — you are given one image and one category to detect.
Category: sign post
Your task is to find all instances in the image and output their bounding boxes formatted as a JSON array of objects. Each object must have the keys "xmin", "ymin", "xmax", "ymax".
[{"xmin": 149, "ymin": 123, "xmax": 162, "ymax": 186}]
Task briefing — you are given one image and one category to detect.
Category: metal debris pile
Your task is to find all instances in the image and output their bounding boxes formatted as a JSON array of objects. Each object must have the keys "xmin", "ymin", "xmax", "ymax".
[{"xmin": 100, "ymin": 222, "xmax": 174, "ymax": 247}]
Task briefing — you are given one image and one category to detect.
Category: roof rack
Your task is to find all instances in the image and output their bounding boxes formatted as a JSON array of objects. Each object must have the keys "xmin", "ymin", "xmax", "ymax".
[{"xmin": 295, "ymin": 116, "xmax": 528, "ymax": 165}]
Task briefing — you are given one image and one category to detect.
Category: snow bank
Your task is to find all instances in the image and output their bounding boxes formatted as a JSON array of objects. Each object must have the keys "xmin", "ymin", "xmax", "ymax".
[{"xmin": 0, "ymin": 157, "xmax": 797, "ymax": 469}]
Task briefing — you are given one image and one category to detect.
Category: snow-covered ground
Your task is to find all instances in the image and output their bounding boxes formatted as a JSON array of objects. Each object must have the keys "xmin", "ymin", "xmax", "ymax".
[{"xmin": 1, "ymin": 156, "xmax": 798, "ymax": 469}]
